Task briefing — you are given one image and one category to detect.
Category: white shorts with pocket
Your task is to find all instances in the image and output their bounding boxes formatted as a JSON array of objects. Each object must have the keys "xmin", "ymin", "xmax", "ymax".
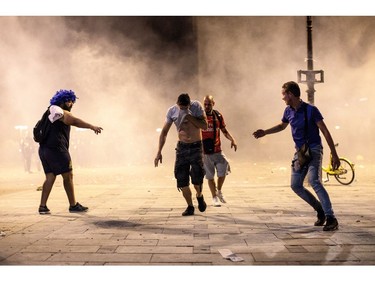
[{"xmin": 203, "ymin": 151, "xmax": 230, "ymax": 180}]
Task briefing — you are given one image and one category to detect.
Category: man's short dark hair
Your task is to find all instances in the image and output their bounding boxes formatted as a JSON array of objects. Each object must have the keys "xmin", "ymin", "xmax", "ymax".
[
  {"xmin": 282, "ymin": 81, "xmax": 301, "ymax": 97},
  {"xmin": 177, "ymin": 93, "xmax": 191, "ymax": 106}
]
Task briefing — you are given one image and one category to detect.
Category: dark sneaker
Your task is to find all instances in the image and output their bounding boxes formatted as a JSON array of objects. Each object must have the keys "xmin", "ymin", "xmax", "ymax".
[
  {"xmin": 197, "ymin": 195, "xmax": 207, "ymax": 212},
  {"xmin": 182, "ymin": 205, "xmax": 195, "ymax": 216},
  {"xmin": 39, "ymin": 205, "xmax": 50, "ymax": 215},
  {"xmin": 323, "ymin": 216, "xmax": 339, "ymax": 231},
  {"xmin": 69, "ymin": 202, "xmax": 88, "ymax": 213},
  {"xmin": 314, "ymin": 209, "xmax": 326, "ymax": 226}
]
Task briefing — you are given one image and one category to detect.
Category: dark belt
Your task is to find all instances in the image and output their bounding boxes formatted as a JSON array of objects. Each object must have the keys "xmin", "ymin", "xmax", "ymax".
[{"xmin": 177, "ymin": 141, "xmax": 202, "ymax": 148}]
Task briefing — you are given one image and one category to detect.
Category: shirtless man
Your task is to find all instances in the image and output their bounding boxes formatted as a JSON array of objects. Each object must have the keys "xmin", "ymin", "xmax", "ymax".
[{"xmin": 154, "ymin": 93, "xmax": 208, "ymax": 216}]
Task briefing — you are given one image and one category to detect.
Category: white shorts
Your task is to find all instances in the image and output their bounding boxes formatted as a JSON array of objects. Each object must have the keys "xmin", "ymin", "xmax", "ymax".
[{"xmin": 203, "ymin": 151, "xmax": 230, "ymax": 180}]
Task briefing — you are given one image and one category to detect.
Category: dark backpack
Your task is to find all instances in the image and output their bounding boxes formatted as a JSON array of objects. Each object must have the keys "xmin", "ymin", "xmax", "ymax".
[
  {"xmin": 33, "ymin": 108, "xmax": 51, "ymax": 143},
  {"xmin": 212, "ymin": 109, "xmax": 223, "ymax": 128}
]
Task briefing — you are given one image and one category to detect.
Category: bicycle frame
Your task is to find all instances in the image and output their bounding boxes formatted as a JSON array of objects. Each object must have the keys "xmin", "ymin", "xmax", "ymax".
[{"xmin": 322, "ymin": 156, "xmax": 355, "ymax": 185}]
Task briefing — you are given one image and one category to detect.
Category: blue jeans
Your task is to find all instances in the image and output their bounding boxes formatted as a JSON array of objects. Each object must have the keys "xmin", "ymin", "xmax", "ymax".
[{"xmin": 291, "ymin": 145, "xmax": 335, "ymax": 218}]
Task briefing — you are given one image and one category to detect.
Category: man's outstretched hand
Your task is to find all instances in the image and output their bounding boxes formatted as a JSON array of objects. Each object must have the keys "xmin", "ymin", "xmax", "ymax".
[{"xmin": 253, "ymin": 129, "xmax": 265, "ymax": 139}]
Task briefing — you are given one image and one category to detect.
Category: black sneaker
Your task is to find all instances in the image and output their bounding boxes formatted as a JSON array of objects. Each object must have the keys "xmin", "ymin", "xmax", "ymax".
[
  {"xmin": 323, "ymin": 216, "xmax": 339, "ymax": 231},
  {"xmin": 197, "ymin": 195, "xmax": 207, "ymax": 212},
  {"xmin": 69, "ymin": 202, "xmax": 88, "ymax": 213},
  {"xmin": 39, "ymin": 205, "xmax": 50, "ymax": 215},
  {"xmin": 182, "ymin": 205, "xmax": 195, "ymax": 216},
  {"xmin": 314, "ymin": 209, "xmax": 326, "ymax": 226}
]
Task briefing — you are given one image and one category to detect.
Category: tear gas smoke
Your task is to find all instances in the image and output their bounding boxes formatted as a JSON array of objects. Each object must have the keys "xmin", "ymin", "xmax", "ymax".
[{"xmin": 1, "ymin": 16, "xmax": 374, "ymax": 172}]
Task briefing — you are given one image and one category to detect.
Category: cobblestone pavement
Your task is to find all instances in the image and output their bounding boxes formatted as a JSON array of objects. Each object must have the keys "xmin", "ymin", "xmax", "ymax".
[{"xmin": 1, "ymin": 163, "xmax": 375, "ymax": 277}]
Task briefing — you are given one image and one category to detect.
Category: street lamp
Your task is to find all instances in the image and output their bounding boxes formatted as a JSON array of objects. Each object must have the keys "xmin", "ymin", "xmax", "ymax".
[{"xmin": 297, "ymin": 16, "xmax": 324, "ymax": 105}]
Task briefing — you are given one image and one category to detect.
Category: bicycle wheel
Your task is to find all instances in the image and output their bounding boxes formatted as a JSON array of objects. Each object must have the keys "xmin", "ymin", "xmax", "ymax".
[{"xmin": 334, "ymin": 158, "xmax": 355, "ymax": 185}]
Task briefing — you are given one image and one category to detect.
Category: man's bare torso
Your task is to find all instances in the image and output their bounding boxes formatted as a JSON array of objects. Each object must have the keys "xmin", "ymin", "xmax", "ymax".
[{"xmin": 178, "ymin": 118, "xmax": 202, "ymax": 143}]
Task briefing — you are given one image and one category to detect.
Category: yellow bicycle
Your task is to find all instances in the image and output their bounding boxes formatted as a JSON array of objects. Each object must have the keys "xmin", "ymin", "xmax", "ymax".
[{"xmin": 322, "ymin": 143, "xmax": 355, "ymax": 185}]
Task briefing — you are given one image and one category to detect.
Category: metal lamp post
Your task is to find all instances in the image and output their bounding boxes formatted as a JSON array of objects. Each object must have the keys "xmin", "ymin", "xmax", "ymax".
[{"xmin": 297, "ymin": 16, "xmax": 324, "ymax": 105}]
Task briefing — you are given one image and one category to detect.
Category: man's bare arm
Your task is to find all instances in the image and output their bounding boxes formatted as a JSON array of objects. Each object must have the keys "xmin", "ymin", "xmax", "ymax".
[
  {"xmin": 253, "ymin": 122, "xmax": 288, "ymax": 139},
  {"xmin": 317, "ymin": 120, "xmax": 340, "ymax": 170},
  {"xmin": 221, "ymin": 127, "xmax": 237, "ymax": 151},
  {"xmin": 62, "ymin": 111, "xmax": 103, "ymax": 134},
  {"xmin": 155, "ymin": 122, "xmax": 172, "ymax": 167},
  {"xmin": 184, "ymin": 114, "xmax": 208, "ymax": 130}
]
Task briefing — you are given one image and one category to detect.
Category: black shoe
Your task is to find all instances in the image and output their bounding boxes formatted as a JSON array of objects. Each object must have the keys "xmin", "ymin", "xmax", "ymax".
[
  {"xmin": 314, "ymin": 209, "xmax": 326, "ymax": 226},
  {"xmin": 182, "ymin": 205, "xmax": 195, "ymax": 216},
  {"xmin": 197, "ymin": 195, "xmax": 207, "ymax": 212},
  {"xmin": 323, "ymin": 216, "xmax": 339, "ymax": 231},
  {"xmin": 69, "ymin": 202, "xmax": 88, "ymax": 213},
  {"xmin": 39, "ymin": 205, "xmax": 50, "ymax": 215}
]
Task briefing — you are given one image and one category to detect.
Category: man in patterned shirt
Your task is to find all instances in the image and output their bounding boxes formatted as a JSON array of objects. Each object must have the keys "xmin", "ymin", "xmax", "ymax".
[{"xmin": 202, "ymin": 95, "xmax": 237, "ymax": 207}]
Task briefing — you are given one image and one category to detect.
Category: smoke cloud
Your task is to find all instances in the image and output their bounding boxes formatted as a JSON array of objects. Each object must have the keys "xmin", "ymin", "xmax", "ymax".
[
  {"xmin": 1, "ymin": 16, "xmax": 374, "ymax": 172},
  {"xmin": 196, "ymin": 16, "xmax": 375, "ymax": 165}
]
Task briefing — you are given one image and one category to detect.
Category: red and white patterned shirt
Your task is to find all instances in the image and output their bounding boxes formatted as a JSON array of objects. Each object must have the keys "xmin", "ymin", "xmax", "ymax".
[{"xmin": 201, "ymin": 111, "xmax": 226, "ymax": 153}]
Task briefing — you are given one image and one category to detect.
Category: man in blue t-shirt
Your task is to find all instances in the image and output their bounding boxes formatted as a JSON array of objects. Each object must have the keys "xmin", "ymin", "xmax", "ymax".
[{"xmin": 253, "ymin": 81, "xmax": 340, "ymax": 231}]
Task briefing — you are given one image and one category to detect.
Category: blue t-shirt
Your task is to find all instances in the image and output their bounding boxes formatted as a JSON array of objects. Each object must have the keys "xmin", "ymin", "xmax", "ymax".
[{"xmin": 282, "ymin": 101, "xmax": 323, "ymax": 149}]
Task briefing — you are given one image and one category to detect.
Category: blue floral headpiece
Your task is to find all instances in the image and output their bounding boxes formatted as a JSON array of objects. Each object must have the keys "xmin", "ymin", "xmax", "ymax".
[{"xmin": 50, "ymin": 89, "xmax": 77, "ymax": 106}]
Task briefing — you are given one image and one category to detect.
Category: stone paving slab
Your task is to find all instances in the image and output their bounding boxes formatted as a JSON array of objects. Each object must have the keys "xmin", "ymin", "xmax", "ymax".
[{"xmin": 1, "ymin": 163, "xmax": 375, "ymax": 275}]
